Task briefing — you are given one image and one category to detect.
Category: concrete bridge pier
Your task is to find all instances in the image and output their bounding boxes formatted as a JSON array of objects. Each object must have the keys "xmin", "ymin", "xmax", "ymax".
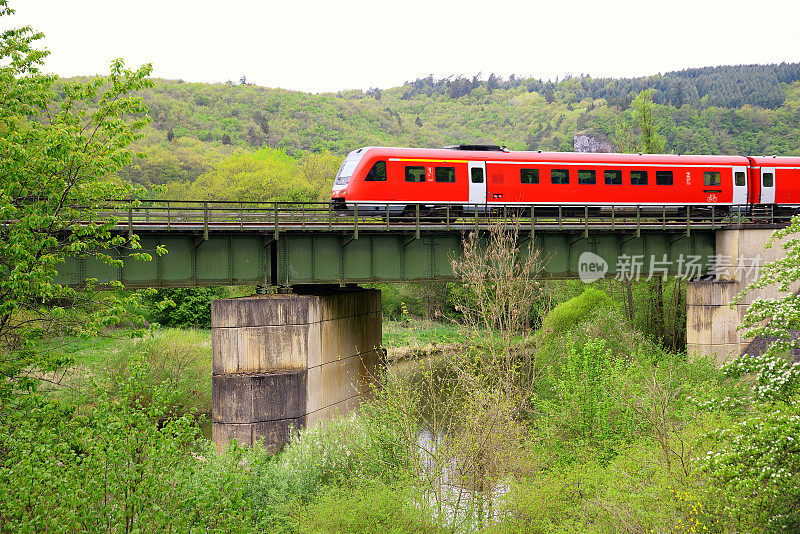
[
  {"xmin": 687, "ymin": 228, "xmax": 796, "ymax": 363},
  {"xmin": 211, "ymin": 287, "xmax": 382, "ymax": 451}
]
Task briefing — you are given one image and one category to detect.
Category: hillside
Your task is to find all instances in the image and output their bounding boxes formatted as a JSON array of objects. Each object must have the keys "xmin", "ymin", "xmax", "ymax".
[{"xmin": 102, "ymin": 63, "xmax": 800, "ymax": 200}]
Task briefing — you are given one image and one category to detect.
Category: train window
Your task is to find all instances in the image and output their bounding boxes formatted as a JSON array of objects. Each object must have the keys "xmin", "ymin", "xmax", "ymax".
[
  {"xmin": 435, "ymin": 167, "xmax": 456, "ymax": 183},
  {"xmin": 604, "ymin": 170, "xmax": 622, "ymax": 185},
  {"xmin": 471, "ymin": 168, "xmax": 484, "ymax": 183},
  {"xmin": 521, "ymin": 168, "xmax": 539, "ymax": 184},
  {"xmin": 631, "ymin": 170, "xmax": 648, "ymax": 185},
  {"xmin": 551, "ymin": 169, "xmax": 569, "ymax": 184},
  {"xmin": 735, "ymin": 171, "xmax": 746, "ymax": 186},
  {"xmin": 704, "ymin": 171, "xmax": 721, "ymax": 186},
  {"xmin": 656, "ymin": 171, "xmax": 673, "ymax": 185},
  {"xmin": 763, "ymin": 172, "xmax": 774, "ymax": 187},
  {"xmin": 578, "ymin": 169, "xmax": 596, "ymax": 184},
  {"xmin": 405, "ymin": 166, "xmax": 426, "ymax": 182},
  {"xmin": 364, "ymin": 161, "xmax": 387, "ymax": 182}
]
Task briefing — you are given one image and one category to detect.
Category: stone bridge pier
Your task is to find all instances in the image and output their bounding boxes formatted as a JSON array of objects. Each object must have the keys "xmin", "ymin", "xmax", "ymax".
[
  {"xmin": 687, "ymin": 227, "xmax": 796, "ymax": 363},
  {"xmin": 211, "ymin": 286, "xmax": 382, "ymax": 451}
]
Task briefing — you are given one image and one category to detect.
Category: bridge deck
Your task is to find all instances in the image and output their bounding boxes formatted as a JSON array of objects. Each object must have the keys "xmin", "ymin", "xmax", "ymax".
[{"xmin": 54, "ymin": 201, "xmax": 789, "ymax": 287}]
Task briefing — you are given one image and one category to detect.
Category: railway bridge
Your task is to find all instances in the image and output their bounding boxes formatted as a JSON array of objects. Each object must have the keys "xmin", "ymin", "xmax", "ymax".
[{"xmin": 57, "ymin": 200, "xmax": 793, "ymax": 450}]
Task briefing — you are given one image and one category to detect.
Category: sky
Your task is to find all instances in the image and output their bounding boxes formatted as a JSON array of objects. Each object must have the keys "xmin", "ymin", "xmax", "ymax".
[{"xmin": 4, "ymin": 0, "xmax": 800, "ymax": 93}]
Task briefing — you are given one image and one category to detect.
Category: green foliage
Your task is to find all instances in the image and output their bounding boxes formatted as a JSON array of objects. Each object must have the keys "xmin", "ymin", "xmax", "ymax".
[
  {"xmin": 0, "ymin": 2, "xmax": 155, "ymax": 405},
  {"xmin": 697, "ymin": 217, "xmax": 800, "ymax": 531},
  {"xmin": 157, "ymin": 146, "xmax": 341, "ymax": 201},
  {"xmin": 372, "ymin": 282, "xmax": 455, "ymax": 320},
  {"xmin": 145, "ymin": 286, "xmax": 227, "ymax": 328},
  {"xmin": 535, "ymin": 337, "xmax": 639, "ymax": 457},
  {"xmin": 705, "ymin": 402, "xmax": 800, "ymax": 532},
  {"xmin": 0, "ymin": 359, "xmax": 201, "ymax": 532},
  {"xmin": 277, "ymin": 412, "xmax": 413, "ymax": 501},
  {"xmin": 494, "ymin": 440, "xmax": 718, "ymax": 534},
  {"xmin": 105, "ymin": 65, "xmax": 800, "ymax": 192},
  {"xmin": 540, "ymin": 287, "xmax": 612, "ymax": 338},
  {"xmin": 614, "ymin": 89, "xmax": 667, "ymax": 154},
  {"xmin": 300, "ymin": 481, "xmax": 442, "ymax": 534},
  {"xmin": 98, "ymin": 328, "xmax": 212, "ymax": 418}
]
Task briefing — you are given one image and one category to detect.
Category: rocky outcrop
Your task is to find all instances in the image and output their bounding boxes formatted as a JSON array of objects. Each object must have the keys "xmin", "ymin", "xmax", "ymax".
[{"xmin": 573, "ymin": 134, "xmax": 615, "ymax": 153}]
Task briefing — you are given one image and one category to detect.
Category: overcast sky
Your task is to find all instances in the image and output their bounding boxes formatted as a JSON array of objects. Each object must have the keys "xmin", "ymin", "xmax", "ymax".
[{"xmin": 5, "ymin": 0, "xmax": 800, "ymax": 93}]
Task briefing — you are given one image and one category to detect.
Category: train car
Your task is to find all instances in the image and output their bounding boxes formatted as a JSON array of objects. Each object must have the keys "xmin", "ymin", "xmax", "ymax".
[
  {"xmin": 331, "ymin": 145, "xmax": 797, "ymax": 215},
  {"xmin": 747, "ymin": 156, "xmax": 800, "ymax": 207}
]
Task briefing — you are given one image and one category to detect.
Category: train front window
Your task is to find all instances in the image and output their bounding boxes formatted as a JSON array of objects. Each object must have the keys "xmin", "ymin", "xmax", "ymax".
[
  {"xmin": 435, "ymin": 167, "xmax": 456, "ymax": 183},
  {"xmin": 604, "ymin": 170, "xmax": 622, "ymax": 185},
  {"xmin": 631, "ymin": 170, "xmax": 648, "ymax": 185},
  {"xmin": 578, "ymin": 170, "xmax": 596, "ymax": 184},
  {"xmin": 656, "ymin": 171, "xmax": 673, "ymax": 185},
  {"xmin": 551, "ymin": 169, "xmax": 569, "ymax": 184},
  {"xmin": 704, "ymin": 171, "xmax": 721, "ymax": 186},
  {"xmin": 334, "ymin": 148, "xmax": 368, "ymax": 186},
  {"xmin": 405, "ymin": 166, "xmax": 426, "ymax": 182},
  {"xmin": 364, "ymin": 161, "xmax": 386, "ymax": 182}
]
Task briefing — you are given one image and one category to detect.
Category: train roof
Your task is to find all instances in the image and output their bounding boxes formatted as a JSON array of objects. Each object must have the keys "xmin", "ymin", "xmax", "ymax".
[
  {"xmin": 749, "ymin": 156, "xmax": 800, "ymax": 167},
  {"xmin": 360, "ymin": 147, "xmax": 750, "ymax": 166}
]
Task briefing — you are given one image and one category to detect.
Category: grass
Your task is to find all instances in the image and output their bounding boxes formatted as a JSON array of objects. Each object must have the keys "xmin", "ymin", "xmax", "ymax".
[
  {"xmin": 382, "ymin": 319, "xmax": 467, "ymax": 349},
  {"xmin": 39, "ymin": 327, "xmax": 213, "ymax": 417}
]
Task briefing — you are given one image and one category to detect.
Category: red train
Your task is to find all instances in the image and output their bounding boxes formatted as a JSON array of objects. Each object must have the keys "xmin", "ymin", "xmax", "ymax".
[{"xmin": 330, "ymin": 145, "xmax": 800, "ymax": 215}]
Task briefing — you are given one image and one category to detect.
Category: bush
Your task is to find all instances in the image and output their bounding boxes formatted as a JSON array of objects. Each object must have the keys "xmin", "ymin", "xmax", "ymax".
[
  {"xmin": 532, "ymin": 336, "xmax": 642, "ymax": 461},
  {"xmin": 145, "ymin": 287, "xmax": 227, "ymax": 328},
  {"xmin": 372, "ymin": 282, "xmax": 455, "ymax": 321},
  {"xmin": 494, "ymin": 440, "xmax": 716, "ymax": 534},
  {"xmin": 300, "ymin": 481, "xmax": 442, "ymax": 533},
  {"xmin": 0, "ymin": 359, "xmax": 202, "ymax": 532},
  {"xmin": 277, "ymin": 411, "xmax": 412, "ymax": 501},
  {"xmin": 540, "ymin": 287, "xmax": 613, "ymax": 338}
]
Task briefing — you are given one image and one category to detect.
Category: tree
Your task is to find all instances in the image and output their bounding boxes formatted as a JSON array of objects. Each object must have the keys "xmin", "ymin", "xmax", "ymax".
[
  {"xmin": 0, "ymin": 1, "xmax": 155, "ymax": 402},
  {"xmin": 613, "ymin": 89, "xmax": 666, "ymax": 154},
  {"xmin": 703, "ymin": 222, "xmax": 800, "ymax": 529},
  {"xmin": 611, "ymin": 89, "xmax": 671, "ymax": 330}
]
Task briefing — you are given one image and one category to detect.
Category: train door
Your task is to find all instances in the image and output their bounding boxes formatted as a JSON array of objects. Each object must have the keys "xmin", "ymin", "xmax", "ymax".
[
  {"xmin": 761, "ymin": 167, "xmax": 776, "ymax": 204},
  {"xmin": 732, "ymin": 166, "xmax": 748, "ymax": 204},
  {"xmin": 468, "ymin": 161, "xmax": 487, "ymax": 205}
]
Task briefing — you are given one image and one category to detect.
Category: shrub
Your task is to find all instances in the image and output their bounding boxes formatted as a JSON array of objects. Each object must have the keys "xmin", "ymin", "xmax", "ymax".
[
  {"xmin": 494, "ymin": 440, "xmax": 716, "ymax": 534},
  {"xmin": 277, "ymin": 411, "xmax": 412, "ymax": 501},
  {"xmin": 704, "ymin": 401, "xmax": 800, "ymax": 532},
  {"xmin": 300, "ymin": 481, "xmax": 442, "ymax": 533},
  {"xmin": 540, "ymin": 287, "xmax": 613, "ymax": 338},
  {"xmin": 0, "ymin": 359, "xmax": 202, "ymax": 532},
  {"xmin": 145, "ymin": 286, "xmax": 227, "ymax": 328},
  {"xmin": 532, "ymin": 336, "xmax": 641, "ymax": 461}
]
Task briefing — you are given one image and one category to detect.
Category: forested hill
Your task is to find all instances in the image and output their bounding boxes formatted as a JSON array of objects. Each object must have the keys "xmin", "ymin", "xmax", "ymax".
[{"xmin": 105, "ymin": 63, "xmax": 800, "ymax": 201}]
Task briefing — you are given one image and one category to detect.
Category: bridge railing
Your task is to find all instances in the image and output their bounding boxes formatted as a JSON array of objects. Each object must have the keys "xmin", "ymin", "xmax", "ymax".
[{"xmin": 92, "ymin": 200, "xmax": 791, "ymax": 237}]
